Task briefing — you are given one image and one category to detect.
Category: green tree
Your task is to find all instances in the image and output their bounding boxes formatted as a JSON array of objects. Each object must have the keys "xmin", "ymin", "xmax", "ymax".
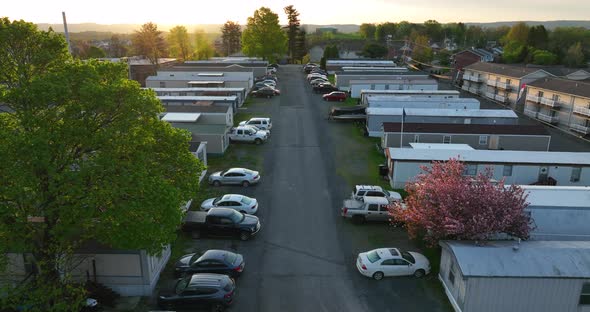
[
  {"xmin": 504, "ymin": 22, "xmax": 529, "ymax": 44},
  {"xmin": 436, "ymin": 49, "xmax": 452, "ymax": 66},
  {"xmin": 564, "ymin": 42, "xmax": 586, "ymax": 67},
  {"xmin": 412, "ymin": 35, "xmax": 433, "ymax": 63},
  {"xmin": 531, "ymin": 49, "xmax": 557, "ymax": 65},
  {"xmin": 465, "ymin": 25, "xmax": 486, "ymax": 47},
  {"xmin": 193, "ymin": 30, "xmax": 214, "ymax": 60},
  {"xmin": 396, "ymin": 21, "xmax": 414, "ymax": 39},
  {"xmin": 87, "ymin": 46, "xmax": 106, "ymax": 58},
  {"xmin": 502, "ymin": 41, "xmax": 528, "ymax": 63},
  {"xmin": 294, "ymin": 29, "xmax": 307, "ymax": 63},
  {"xmin": 242, "ymin": 7, "xmax": 287, "ymax": 62},
  {"xmin": 167, "ymin": 25, "xmax": 192, "ymax": 60},
  {"xmin": 284, "ymin": 5, "xmax": 301, "ymax": 63},
  {"xmin": 0, "ymin": 60, "xmax": 202, "ymax": 310},
  {"xmin": 375, "ymin": 22, "xmax": 397, "ymax": 42},
  {"xmin": 361, "ymin": 42, "xmax": 388, "ymax": 59},
  {"xmin": 108, "ymin": 34, "xmax": 128, "ymax": 57},
  {"xmin": 0, "ymin": 18, "xmax": 70, "ymax": 89},
  {"xmin": 132, "ymin": 22, "xmax": 167, "ymax": 65},
  {"xmin": 527, "ymin": 25, "xmax": 548, "ymax": 50},
  {"xmin": 359, "ymin": 23, "xmax": 377, "ymax": 40},
  {"xmin": 221, "ymin": 21, "xmax": 242, "ymax": 56},
  {"xmin": 424, "ymin": 20, "xmax": 443, "ymax": 42}
]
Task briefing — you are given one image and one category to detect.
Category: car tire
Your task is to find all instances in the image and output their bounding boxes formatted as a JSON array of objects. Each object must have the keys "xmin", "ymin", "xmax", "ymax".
[
  {"xmin": 352, "ymin": 215, "xmax": 365, "ymax": 224},
  {"xmin": 373, "ymin": 271, "xmax": 384, "ymax": 280},
  {"xmin": 211, "ymin": 303, "xmax": 225, "ymax": 312},
  {"xmin": 414, "ymin": 269, "xmax": 426, "ymax": 278},
  {"xmin": 239, "ymin": 232, "xmax": 250, "ymax": 241},
  {"xmin": 242, "ymin": 181, "xmax": 250, "ymax": 187},
  {"xmin": 213, "ymin": 180, "xmax": 221, "ymax": 187},
  {"xmin": 254, "ymin": 138, "xmax": 262, "ymax": 145}
]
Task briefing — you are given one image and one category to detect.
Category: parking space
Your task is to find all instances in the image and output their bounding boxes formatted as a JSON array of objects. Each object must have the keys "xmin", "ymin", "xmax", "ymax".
[{"xmin": 149, "ymin": 65, "xmax": 452, "ymax": 312}]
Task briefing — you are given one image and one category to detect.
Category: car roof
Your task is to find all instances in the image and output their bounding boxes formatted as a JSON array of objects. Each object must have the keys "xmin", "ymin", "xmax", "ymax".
[
  {"xmin": 356, "ymin": 185, "xmax": 384, "ymax": 192},
  {"xmin": 188, "ymin": 273, "xmax": 231, "ymax": 287},
  {"xmin": 200, "ymin": 249, "xmax": 237, "ymax": 262},
  {"xmin": 373, "ymin": 248, "xmax": 401, "ymax": 259},
  {"xmin": 362, "ymin": 196, "xmax": 390, "ymax": 204},
  {"xmin": 207, "ymin": 207, "xmax": 237, "ymax": 217},
  {"xmin": 227, "ymin": 167, "xmax": 247, "ymax": 173},
  {"xmin": 221, "ymin": 194, "xmax": 244, "ymax": 201},
  {"xmin": 249, "ymin": 117, "xmax": 270, "ymax": 122}
]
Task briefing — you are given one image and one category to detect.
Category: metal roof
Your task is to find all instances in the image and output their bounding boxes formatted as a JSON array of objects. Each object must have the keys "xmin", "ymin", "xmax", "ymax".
[
  {"xmin": 349, "ymin": 79, "xmax": 436, "ymax": 84},
  {"xmin": 148, "ymin": 87, "xmax": 245, "ymax": 92},
  {"xmin": 520, "ymin": 186, "xmax": 590, "ymax": 208},
  {"xmin": 367, "ymin": 108, "xmax": 518, "ymax": 118},
  {"xmin": 464, "ymin": 62, "xmax": 551, "ymax": 79},
  {"xmin": 409, "ymin": 143, "xmax": 474, "ymax": 150},
  {"xmin": 382, "ymin": 123, "xmax": 549, "ymax": 135},
  {"xmin": 361, "ymin": 90, "xmax": 459, "ymax": 96},
  {"xmin": 158, "ymin": 96, "xmax": 237, "ymax": 101},
  {"xmin": 162, "ymin": 113, "xmax": 201, "ymax": 122},
  {"xmin": 387, "ymin": 147, "xmax": 590, "ymax": 165},
  {"xmin": 441, "ymin": 240, "xmax": 590, "ymax": 278}
]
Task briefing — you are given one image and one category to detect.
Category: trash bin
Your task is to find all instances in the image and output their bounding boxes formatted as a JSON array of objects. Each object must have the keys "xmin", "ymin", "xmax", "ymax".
[{"xmin": 378, "ymin": 164, "xmax": 388, "ymax": 177}]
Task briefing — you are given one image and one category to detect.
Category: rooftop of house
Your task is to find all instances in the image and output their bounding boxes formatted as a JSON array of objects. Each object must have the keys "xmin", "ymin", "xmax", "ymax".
[
  {"xmin": 520, "ymin": 185, "xmax": 590, "ymax": 208},
  {"xmin": 361, "ymin": 90, "xmax": 460, "ymax": 96},
  {"xmin": 335, "ymin": 71, "xmax": 427, "ymax": 76},
  {"xmin": 382, "ymin": 122, "xmax": 549, "ymax": 136},
  {"xmin": 440, "ymin": 240, "xmax": 590, "ymax": 278},
  {"xmin": 387, "ymin": 147, "xmax": 590, "ymax": 165},
  {"xmin": 164, "ymin": 105, "xmax": 230, "ymax": 114},
  {"xmin": 349, "ymin": 79, "xmax": 436, "ymax": 84},
  {"xmin": 147, "ymin": 87, "xmax": 245, "ymax": 92},
  {"xmin": 367, "ymin": 107, "xmax": 518, "ymax": 118},
  {"xmin": 528, "ymin": 77, "xmax": 590, "ymax": 99},
  {"xmin": 158, "ymin": 96, "xmax": 237, "ymax": 102},
  {"xmin": 465, "ymin": 62, "xmax": 550, "ymax": 79}
]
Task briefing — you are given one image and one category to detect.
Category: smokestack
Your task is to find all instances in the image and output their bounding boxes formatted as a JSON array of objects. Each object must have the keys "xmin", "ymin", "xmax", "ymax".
[{"xmin": 62, "ymin": 12, "xmax": 72, "ymax": 55}]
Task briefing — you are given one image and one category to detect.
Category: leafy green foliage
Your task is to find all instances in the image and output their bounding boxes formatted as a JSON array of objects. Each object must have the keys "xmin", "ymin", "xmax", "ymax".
[
  {"xmin": 193, "ymin": 30, "xmax": 214, "ymax": 60},
  {"xmin": 242, "ymin": 7, "xmax": 287, "ymax": 62},
  {"xmin": 167, "ymin": 25, "xmax": 192, "ymax": 60},
  {"xmin": 284, "ymin": 5, "xmax": 301, "ymax": 63},
  {"xmin": 375, "ymin": 22, "xmax": 396, "ymax": 42},
  {"xmin": 564, "ymin": 42, "xmax": 586, "ymax": 67},
  {"xmin": 359, "ymin": 23, "xmax": 376, "ymax": 40},
  {"xmin": 502, "ymin": 41, "xmax": 528, "ymax": 63},
  {"xmin": 220, "ymin": 21, "xmax": 242, "ymax": 56},
  {"xmin": 132, "ymin": 22, "xmax": 167, "ymax": 65},
  {"xmin": 531, "ymin": 49, "xmax": 557, "ymax": 65},
  {"xmin": 412, "ymin": 35, "xmax": 433, "ymax": 63},
  {"xmin": 361, "ymin": 43, "xmax": 388, "ymax": 59}
]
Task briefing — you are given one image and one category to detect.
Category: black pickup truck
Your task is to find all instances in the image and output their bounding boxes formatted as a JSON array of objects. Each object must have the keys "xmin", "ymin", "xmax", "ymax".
[{"xmin": 182, "ymin": 208, "xmax": 261, "ymax": 241}]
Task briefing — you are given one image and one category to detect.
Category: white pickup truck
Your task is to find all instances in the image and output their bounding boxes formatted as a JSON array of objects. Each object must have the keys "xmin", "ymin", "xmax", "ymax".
[
  {"xmin": 228, "ymin": 126, "xmax": 269, "ymax": 144},
  {"xmin": 342, "ymin": 196, "xmax": 393, "ymax": 224}
]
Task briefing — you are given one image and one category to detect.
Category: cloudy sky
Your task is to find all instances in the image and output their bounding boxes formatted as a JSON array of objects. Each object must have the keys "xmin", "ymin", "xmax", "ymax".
[{"xmin": 4, "ymin": 0, "xmax": 589, "ymax": 25}]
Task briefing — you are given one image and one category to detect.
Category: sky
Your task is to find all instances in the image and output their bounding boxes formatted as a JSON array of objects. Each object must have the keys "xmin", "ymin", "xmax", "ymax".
[{"xmin": 4, "ymin": 0, "xmax": 590, "ymax": 25}]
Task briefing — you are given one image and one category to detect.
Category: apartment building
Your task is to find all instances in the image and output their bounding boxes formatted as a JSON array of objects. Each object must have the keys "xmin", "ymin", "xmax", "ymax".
[
  {"xmin": 462, "ymin": 62, "xmax": 552, "ymax": 110},
  {"xmin": 524, "ymin": 77, "xmax": 590, "ymax": 137}
]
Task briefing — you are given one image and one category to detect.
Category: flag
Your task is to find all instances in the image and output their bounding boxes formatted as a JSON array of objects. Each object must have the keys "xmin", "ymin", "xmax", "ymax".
[
  {"xmin": 402, "ymin": 107, "xmax": 406, "ymax": 123},
  {"xmin": 400, "ymin": 107, "xmax": 406, "ymax": 148},
  {"xmin": 517, "ymin": 83, "xmax": 526, "ymax": 102}
]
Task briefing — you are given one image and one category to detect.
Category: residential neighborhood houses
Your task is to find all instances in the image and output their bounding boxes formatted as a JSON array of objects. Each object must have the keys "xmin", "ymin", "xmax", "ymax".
[{"xmin": 2, "ymin": 8, "xmax": 590, "ymax": 312}]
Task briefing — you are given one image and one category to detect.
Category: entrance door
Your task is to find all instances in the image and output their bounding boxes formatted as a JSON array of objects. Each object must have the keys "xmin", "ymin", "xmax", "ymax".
[
  {"xmin": 538, "ymin": 166, "xmax": 549, "ymax": 182},
  {"xmin": 488, "ymin": 135, "xmax": 500, "ymax": 150}
]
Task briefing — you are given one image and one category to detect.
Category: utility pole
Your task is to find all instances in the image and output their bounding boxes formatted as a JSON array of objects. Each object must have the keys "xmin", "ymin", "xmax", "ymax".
[{"xmin": 62, "ymin": 12, "xmax": 72, "ymax": 55}]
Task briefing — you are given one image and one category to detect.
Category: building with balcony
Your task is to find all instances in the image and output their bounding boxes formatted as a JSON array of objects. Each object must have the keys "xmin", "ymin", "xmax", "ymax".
[
  {"xmin": 462, "ymin": 62, "xmax": 553, "ymax": 110},
  {"xmin": 525, "ymin": 78, "xmax": 590, "ymax": 137}
]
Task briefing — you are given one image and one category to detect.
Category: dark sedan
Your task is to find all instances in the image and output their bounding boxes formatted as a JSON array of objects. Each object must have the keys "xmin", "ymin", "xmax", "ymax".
[
  {"xmin": 175, "ymin": 250, "xmax": 245, "ymax": 278},
  {"xmin": 158, "ymin": 274, "xmax": 235, "ymax": 311}
]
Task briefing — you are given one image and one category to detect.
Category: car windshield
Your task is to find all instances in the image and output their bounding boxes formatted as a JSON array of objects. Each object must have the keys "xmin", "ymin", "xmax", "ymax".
[
  {"xmin": 245, "ymin": 169, "xmax": 256, "ymax": 175},
  {"xmin": 189, "ymin": 254, "xmax": 200, "ymax": 265},
  {"xmin": 229, "ymin": 210, "xmax": 245, "ymax": 223},
  {"xmin": 175, "ymin": 276, "xmax": 191, "ymax": 295},
  {"xmin": 401, "ymin": 251, "xmax": 416, "ymax": 264},
  {"xmin": 240, "ymin": 197, "xmax": 253, "ymax": 205},
  {"xmin": 224, "ymin": 252, "xmax": 238, "ymax": 265},
  {"xmin": 212, "ymin": 197, "xmax": 222, "ymax": 205},
  {"xmin": 366, "ymin": 250, "xmax": 381, "ymax": 263}
]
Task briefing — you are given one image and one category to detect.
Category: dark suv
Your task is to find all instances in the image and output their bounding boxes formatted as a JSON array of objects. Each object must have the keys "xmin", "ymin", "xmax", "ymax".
[
  {"xmin": 158, "ymin": 273, "xmax": 235, "ymax": 311},
  {"xmin": 174, "ymin": 250, "xmax": 245, "ymax": 278},
  {"xmin": 251, "ymin": 88, "xmax": 276, "ymax": 98},
  {"xmin": 313, "ymin": 84, "xmax": 339, "ymax": 94}
]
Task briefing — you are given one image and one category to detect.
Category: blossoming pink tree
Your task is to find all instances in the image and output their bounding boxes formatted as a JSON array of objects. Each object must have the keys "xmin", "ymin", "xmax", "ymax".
[{"xmin": 390, "ymin": 159, "xmax": 533, "ymax": 246}]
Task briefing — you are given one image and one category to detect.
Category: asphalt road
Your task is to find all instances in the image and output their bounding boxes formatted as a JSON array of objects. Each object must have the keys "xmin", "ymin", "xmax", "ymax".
[{"xmin": 166, "ymin": 65, "xmax": 451, "ymax": 312}]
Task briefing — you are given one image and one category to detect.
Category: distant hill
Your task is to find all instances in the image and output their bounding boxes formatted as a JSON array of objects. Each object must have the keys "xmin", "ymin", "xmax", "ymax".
[{"xmin": 465, "ymin": 20, "xmax": 590, "ymax": 30}]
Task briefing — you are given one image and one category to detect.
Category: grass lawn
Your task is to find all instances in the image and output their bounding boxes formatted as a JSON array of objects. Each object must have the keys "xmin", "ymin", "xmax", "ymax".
[{"xmin": 328, "ymin": 74, "xmax": 335, "ymax": 84}]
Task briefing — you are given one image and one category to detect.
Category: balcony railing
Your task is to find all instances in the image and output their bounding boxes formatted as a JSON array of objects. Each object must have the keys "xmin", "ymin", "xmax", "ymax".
[
  {"xmin": 462, "ymin": 84, "xmax": 470, "ymax": 91},
  {"xmin": 539, "ymin": 97, "xmax": 561, "ymax": 108},
  {"xmin": 524, "ymin": 109, "xmax": 538, "ymax": 118},
  {"xmin": 495, "ymin": 94, "xmax": 507, "ymax": 103},
  {"xmin": 526, "ymin": 94, "xmax": 540, "ymax": 103},
  {"xmin": 469, "ymin": 87, "xmax": 479, "ymax": 94},
  {"xmin": 573, "ymin": 106, "xmax": 590, "ymax": 117},
  {"xmin": 495, "ymin": 81, "xmax": 511, "ymax": 90},
  {"xmin": 570, "ymin": 123, "xmax": 590, "ymax": 134},
  {"xmin": 537, "ymin": 112, "xmax": 559, "ymax": 124},
  {"xmin": 485, "ymin": 92, "xmax": 496, "ymax": 99},
  {"xmin": 487, "ymin": 80, "xmax": 497, "ymax": 87},
  {"xmin": 463, "ymin": 74, "xmax": 482, "ymax": 82}
]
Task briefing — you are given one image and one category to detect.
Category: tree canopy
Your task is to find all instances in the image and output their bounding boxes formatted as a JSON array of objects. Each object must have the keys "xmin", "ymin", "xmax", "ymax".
[
  {"xmin": 221, "ymin": 21, "xmax": 242, "ymax": 56},
  {"xmin": 193, "ymin": 30, "xmax": 214, "ymax": 60},
  {"xmin": 390, "ymin": 159, "xmax": 533, "ymax": 246},
  {"xmin": 359, "ymin": 23, "xmax": 377, "ymax": 40},
  {"xmin": 284, "ymin": 5, "xmax": 301, "ymax": 63},
  {"xmin": 167, "ymin": 25, "xmax": 192, "ymax": 60},
  {"xmin": 242, "ymin": 7, "xmax": 287, "ymax": 62},
  {"xmin": 361, "ymin": 43, "xmax": 388, "ymax": 59},
  {"xmin": 132, "ymin": 22, "xmax": 167, "ymax": 65}
]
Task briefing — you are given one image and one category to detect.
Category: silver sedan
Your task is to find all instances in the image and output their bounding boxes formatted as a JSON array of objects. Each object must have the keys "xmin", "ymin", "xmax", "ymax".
[{"xmin": 208, "ymin": 168, "xmax": 260, "ymax": 187}]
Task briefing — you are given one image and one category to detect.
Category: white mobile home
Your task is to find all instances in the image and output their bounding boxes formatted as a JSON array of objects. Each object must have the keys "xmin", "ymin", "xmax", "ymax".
[
  {"xmin": 366, "ymin": 108, "xmax": 519, "ymax": 137},
  {"xmin": 381, "ymin": 123, "xmax": 551, "ymax": 151},
  {"xmin": 149, "ymin": 87, "xmax": 247, "ymax": 107},
  {"xmin": 326, "ymin": 59, "xmax": 396, "ymax": 73},
  {"xmin": 439, "ymin": 240, "xmax": 590, "ymax": 312},
  {"xmin": 367, "ymin": 97, "xmax": 480, "ymax": 110},
  {"xmin": 385, "ymin": 145, "xmax": 590, "ymax": 188},
  {"xmin": 162, "ymin": 113, "xmax": 230, "ymax": 155},
  {"xmin": 521, "ymin": 186, "xmax": 590, "ymax": 241},
  {"xmin": 335, "ymin": 72, "xmax": 428, "ymax": 91},
  {"xmin": 146, "ymin": 71, "xmax": 254, "ymax": 90},
  {"xmin": 360, "ymin": 90, "xmax": 460, "ymax": 105},
  {"xmin": 349, "ymin": 79, "xmax": 438, "ymax": 98}
]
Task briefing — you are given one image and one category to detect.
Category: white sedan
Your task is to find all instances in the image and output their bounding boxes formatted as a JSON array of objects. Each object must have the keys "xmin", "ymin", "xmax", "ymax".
[
  {"xmin": 200, "ymin": 194, "xmax": 259, "ymax": 214},
  {"xmin": 356, "ymin": 248, "xmax": 430, "ymax": 280}
]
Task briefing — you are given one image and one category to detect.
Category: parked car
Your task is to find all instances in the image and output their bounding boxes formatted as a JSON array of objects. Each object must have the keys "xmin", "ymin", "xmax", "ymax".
[
  {"xmin": 251, "ymin": 88, "xmax": 276, "ymax": 98},
  {"xmin": 323, "ymin": 91, "xmax": 348, "ymax": 102},
  {"xmin": 329, "ymin": 106, "xmax": 366, "ymax": 119},
  {"xmin": 228, "ymin": 126, "xmax": 269, "ymax": 144},
  {"xmin": 341, "ymin": 196, "xmax": 391, "ymax": 223},
  {"xmin": 157, "ymin": 273, "xmax": 235, "ymax": 310},
  {"xmin": 262, "ymin": 80, "xmax": 276, "ymax": 87},
  {"xmin": 356, "ymin": 248, "xmax": 431, "ymax": 280},
  {"xmin": 182, "ymin": 208, "xmax": 261, "ymax": 241},
  {"xmin": 307, "ymin": 74, "xmax": 327, "ymax": 81},
  {"xmin": 268, "ymin": 63, "xmax": 279, "ymax": 69},
  {"xmin": 209, "ymin": 168, "xmax": 260, "ymax": 187},
  {"xmin": 174, "ymin": 250, "xmax": 245, "ymax": 278},
  {"xmin": 313, "ymin": 84, "xmax": 339, "ymax": 94},
  {"xmin": 351, "ymin": 185, "xmax": 401, "ymax": 202},
  {"xmin": 239, "ymin": 117, "xmax": 272, "ymax": 130},
  {"xmin": 310, "ymin": 78, "xmax": 329, "ymax": 86},
  {"xmin": 200, "ymin": 194, "xmax": 258, "ymax": 214}
]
